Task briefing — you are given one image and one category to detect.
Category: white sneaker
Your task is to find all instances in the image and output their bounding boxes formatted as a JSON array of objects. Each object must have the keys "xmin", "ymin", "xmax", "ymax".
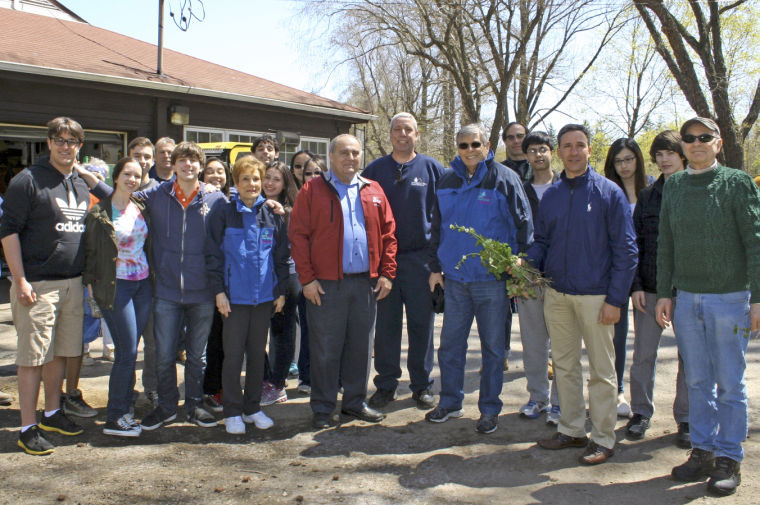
[
  {"xmin": 546, "ymin": 404, "xmax": 561, "ymax": 425},
  {"xmin": 617, "ymin": 394, "xmax": 632, "ymax": 418},
  {"xmin": 519, "ymin": 400, "xmax": 548, "ymax": 419},
  {"xmin": 102, "ymin": 346, "xmax": 115, "ymax": 362},
  {"xmin": 225, "ymin": 416, "xmax": 245, "ymax": 434},
  {"xmin": 103, "ymin": 414, "xmax": 142, "ymax": 437},
  {"xmin": 242, "ymin": 410, "xmax": 274, "ymax": 429}
]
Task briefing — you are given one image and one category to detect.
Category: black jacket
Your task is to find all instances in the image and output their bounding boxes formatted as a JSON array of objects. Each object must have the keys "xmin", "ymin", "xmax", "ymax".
[
  {"xmin": 631, "ymin": 175, "xmax": 664, "ymax": 293},
  {"xmin": 0, "ymin": 156, "xmax": 90, "ymax": 281},
  {"xmin": 83, "ymin": 197, "xmax": 151, "ymax": 310},
  {"xmin": 523, "ymin": 171, "xmax": 560, "ymax": 219},
  {"xmin": 503, "ymin": 158, "xmax": 532, "ymax": 183}
]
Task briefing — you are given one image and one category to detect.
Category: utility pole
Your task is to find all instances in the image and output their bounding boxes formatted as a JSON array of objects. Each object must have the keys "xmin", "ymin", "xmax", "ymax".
[{"xmin": 157, "ymin": 0, "xmax": 164, "ymax": 75}]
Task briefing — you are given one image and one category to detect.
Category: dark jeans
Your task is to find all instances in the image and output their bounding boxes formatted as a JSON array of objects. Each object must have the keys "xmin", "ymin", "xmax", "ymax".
[
  {"xmin": 153, "ymin": 298, "xmax": 214, "ymax": 414},
  {"xmin": 266, "ymin": 273, "xmax": 301, "ymax": 388},
  {"xmin": 613, "ymin": 299, "xmax": 630, "ymax": 394},
  {"xmin": 102, "ymin": 278, "xmax": 152, "ymax": 421},
  {"xmin": 297, "ymin": 293, "xmax": 310, "ymax": 385},
  {"xmin": 202, "ymin": 310, "xmax": 224, "ymax": 395},
  {"xmin": 504, "ymin": 298, "xmax": 516, "ymax": 352},
  {"xmin": 307, "ymin": 275, "xmax": 376, "ymax": 414},
  {"xmin": 222, "ymin": 302, "xmax": 272, "ymax": 418},
  {"xmin": 372, "ymin": 250, "xmax": 434, "ymax": 393}
]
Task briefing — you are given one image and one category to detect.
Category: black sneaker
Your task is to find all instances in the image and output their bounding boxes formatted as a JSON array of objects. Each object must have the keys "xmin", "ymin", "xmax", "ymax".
[
  {"xmin": 671, "ymin": 448, "xmax": 715, "ymax": 482},
  {"xmin": 476, "ymin": 414, "xmax": 498, "ymax": 434},
  {"xmin": 368, "ymin": 388, "xmax": 397, "ymax": 409},
  {"xmin": 140, "ymin": 408, "xmax": 177, "ymax": 431},
  {"xmin": 18, "ymin": 425, "xmax": 55, "ymax": 455},
  {"xmin": 425, "ymin": 405, "xmax": 463, "ymax": 423},
  {"xmin": 412, "ymin": 389, "xmax": 436, "ymax": 410},
  {"xmin": 187, "ymin": 406, "xmax": 217, "ymax": 428},
  {"xmin": 62, "ymin": 389, "xmax": 98, "ymax": 418},
  {"xmin": 103, "ymin": 414, "xmax": 142, "ymax": 437},
  {"xmin": 39, "ymin": 410, "xmax": 83, "ymax": 436},
  {"xmin": 707, "ymin": 457, "xmax": 741, "ymax": 496},
  {"xmin": 676, "ymin": 422, "xmax": 691, "ymax": 449},
  {"xmin": 626, "ymin": 414, "xmax": 650, "ymax": 439}
]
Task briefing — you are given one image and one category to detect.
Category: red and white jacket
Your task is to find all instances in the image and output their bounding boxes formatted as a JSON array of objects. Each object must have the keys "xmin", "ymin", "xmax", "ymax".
[{"xmin": 289, "ymin": 172, "xmax": 397, "ymax": 286}]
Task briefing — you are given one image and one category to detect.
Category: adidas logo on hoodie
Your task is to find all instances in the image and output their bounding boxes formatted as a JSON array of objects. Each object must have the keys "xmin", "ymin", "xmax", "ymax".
[{"xmin": 55, "ymin": 189, "xmax": 87, "ymax": 232}]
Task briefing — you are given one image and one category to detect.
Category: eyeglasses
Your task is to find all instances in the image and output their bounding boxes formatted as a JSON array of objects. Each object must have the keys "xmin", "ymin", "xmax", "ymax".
[
  {"xmin": 458, "ymin": 141, "xmax": 482, "ymax": 150},
  {"xmin": 395, "ymin": 165, "xmax": 405, "ymax": 183},
  {"xmin": 51, "ymin": 137, "xmax": 81, "ymax": 148},
  {"xmin": 527, "ymin": 147, "xmax": 550, "ymax": 155},
  {"xmin": 614, "ymin": 156, "xmax": 636, "ymax": 166},
  {"xmin": 303, "ymin": 171, "xmax": 317, "ymax": 177},
  {"xmin": 682, "ymin": 133, "xmax": 719, "ymax": 143}
]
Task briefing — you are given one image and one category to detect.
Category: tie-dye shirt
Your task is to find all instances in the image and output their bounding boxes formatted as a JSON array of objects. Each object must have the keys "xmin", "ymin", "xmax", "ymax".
[{"xmin": 113, "ymin": 201, "xmax": 149, "ymax": 281}]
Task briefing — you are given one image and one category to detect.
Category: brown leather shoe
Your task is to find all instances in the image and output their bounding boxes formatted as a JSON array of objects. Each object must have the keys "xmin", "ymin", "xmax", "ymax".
[
  {"xmin": 579, "ymin": 441, "xmax": 614, "ymax": 465},
  {"xmin": 538, "ymin": 432, "xmax": 589, "ymax": 450}
]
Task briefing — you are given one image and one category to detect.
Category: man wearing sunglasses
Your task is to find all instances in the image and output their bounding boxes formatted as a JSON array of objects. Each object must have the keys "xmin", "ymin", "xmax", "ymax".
[
  {"xmin": 426, "ymin": 124, "xmax": 532, "ymax": 435},
  {"xmin": 654, "ymin": 117, "xmax": 760, "ymax": 496},
  {"xmin": 0, "ymin": 117, "xmax": 91, "ymax": 455},
  {"xmin": 362, "ymin": 112, "xmax": 445, "ymax": 412}
]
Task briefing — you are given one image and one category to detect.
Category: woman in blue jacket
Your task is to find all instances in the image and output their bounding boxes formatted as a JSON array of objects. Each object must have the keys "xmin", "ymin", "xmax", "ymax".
[{"xmin": 206, "ymin": 155, "xmax": 289, "ymax": 435}]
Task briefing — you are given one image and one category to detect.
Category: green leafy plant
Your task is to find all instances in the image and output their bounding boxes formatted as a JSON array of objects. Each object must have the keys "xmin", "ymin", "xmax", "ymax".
[{"xmin": 451, "ymin": 224, "xmax": 548, "ymax": 298}]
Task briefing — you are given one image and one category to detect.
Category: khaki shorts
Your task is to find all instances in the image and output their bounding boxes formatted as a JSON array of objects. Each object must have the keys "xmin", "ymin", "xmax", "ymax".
[{"xmin": 12, "ymin": 277, "xmax": 84, "ymax": 367}]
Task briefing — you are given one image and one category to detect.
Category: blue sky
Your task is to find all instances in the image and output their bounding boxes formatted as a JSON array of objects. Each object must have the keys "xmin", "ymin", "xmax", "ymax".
[{"xmin": 59, "ymin": 0, "xmax": 342, "ymax": 99}]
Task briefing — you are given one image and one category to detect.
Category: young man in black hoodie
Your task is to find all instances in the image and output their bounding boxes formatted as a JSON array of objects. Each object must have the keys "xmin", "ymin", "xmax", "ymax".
[{"xmin": 0, "ymin": 117, "xmax": 90, "ymax": 455}]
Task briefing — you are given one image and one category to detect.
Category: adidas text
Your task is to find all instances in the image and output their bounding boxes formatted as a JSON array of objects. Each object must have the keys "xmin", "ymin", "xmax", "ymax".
[{"xmin": 55, "ymin": 222, "xmax": 85, "ymax": 232}]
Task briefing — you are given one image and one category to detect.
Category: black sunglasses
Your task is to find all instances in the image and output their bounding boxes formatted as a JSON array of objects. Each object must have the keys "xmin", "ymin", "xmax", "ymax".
[
  {"xmin": 395, "ymin": 164, "xmax": 405, "ymax": 183},
  {"xmin": 303, "ymin": 171, "xmax": 317, "ymax": 177},
  {"xmin": 458, "ymin": 141, "xmax": 482, "ymax": 150},
  {"xmin": 682, "ymin": 133, "xmax": 719, "ymax": 144}
]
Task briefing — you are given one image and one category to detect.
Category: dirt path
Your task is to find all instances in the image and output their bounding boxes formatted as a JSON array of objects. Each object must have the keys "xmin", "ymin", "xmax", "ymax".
[{"xmin": 0, "ymin": 285, "xmax": 757, "ymax": 504}]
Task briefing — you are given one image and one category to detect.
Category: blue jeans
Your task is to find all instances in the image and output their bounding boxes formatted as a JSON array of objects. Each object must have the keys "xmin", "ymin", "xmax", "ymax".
[
  {"xmin": 153, "ymin": 298, "xmax": 215, "ymax": 414},
  {"xmin": 674, "ymin": 290, "xmax": 750, "ymax": 462},
  {"xmin": 101, "ymin": 278, "xmax": 152, "ymax": 422},
  {"xmin": 438, "ymin": 279, "xmax": 508, "ymax": 415}
]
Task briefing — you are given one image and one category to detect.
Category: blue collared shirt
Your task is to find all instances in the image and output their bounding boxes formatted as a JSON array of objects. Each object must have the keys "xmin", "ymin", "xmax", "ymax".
[{"xmin": 330, "ymin": 170, "xmax": 369, "ymax": 274}]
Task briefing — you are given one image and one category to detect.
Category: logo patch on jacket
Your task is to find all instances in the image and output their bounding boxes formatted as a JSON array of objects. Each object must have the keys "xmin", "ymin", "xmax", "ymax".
[
  {"xmin": 410, "ymin": 177, "xmax": 427, "ymax": 187},
  {"xmin": 261, "ymin": 228, "xmax": 274, "ymax": 246},
  {"xmin": 54, "ymin": 190, "xmax": 87, "ymax": 232},
  {"xmin": 477, "ymin": 190, "xmax": 492, "ymax": 204},
  {"xmin": 372, "ymin": 196, "xmax": 383, "ymax": 207},
  {"xmin": 200, "ymin": 203, "xmax": 211, "ymax": 216}
]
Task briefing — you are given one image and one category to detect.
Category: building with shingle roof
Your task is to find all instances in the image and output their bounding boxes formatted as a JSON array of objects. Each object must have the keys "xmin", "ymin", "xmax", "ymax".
[{"xmin": 0, "ymin": 0, "xmax": 372, "ymax": 188}]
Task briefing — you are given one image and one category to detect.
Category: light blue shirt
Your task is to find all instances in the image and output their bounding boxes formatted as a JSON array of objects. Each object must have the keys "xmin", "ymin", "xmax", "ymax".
[{"xmin": 330, "ymin": 170, "xmax": 369, "ymax": 274}]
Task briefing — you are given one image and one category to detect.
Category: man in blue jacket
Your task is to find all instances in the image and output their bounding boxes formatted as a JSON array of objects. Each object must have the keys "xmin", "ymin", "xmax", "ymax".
[
  {"xmin": 426, "ymin": 124, "xmax": 533, "ymax": 434},
  {"xmin": 363, "ymin": 112, "xmax": 445, "ymax": 411},
  {"xmin": 531, "ymin": 124, "xmax": 637, "ymax": 465}
]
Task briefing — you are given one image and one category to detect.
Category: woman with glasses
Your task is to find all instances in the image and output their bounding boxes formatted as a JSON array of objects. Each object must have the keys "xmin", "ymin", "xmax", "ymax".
[
  {"xmin": 603, "ymin": 138, "xmax": 653, "ymax": 419},
  {"xmin": 289, "ymin": 150, "xmax": 316, "ymax": 188}
]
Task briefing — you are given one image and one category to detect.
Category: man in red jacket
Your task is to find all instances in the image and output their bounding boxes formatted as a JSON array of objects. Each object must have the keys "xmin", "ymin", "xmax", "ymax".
[{"xmin": 289, "ymin": 134, "xmax": 397, "ymax": 430}]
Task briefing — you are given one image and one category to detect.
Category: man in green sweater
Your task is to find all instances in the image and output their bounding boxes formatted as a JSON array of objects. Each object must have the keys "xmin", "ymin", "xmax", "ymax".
[{"xmin": 655, "ymin": 117, "xmax": 760, "ymax": 497}]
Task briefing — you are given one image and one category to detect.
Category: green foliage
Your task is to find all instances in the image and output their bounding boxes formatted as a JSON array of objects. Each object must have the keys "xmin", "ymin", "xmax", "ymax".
[{"xmin": 451, "ymin": 224, "xmax": 548, "ymax": 298}]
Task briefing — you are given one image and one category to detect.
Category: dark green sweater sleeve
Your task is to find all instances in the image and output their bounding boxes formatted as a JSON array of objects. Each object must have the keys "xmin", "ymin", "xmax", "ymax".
[{"xmin": 734, "ymin": 173, "xmax": 760, "ymax": 303}]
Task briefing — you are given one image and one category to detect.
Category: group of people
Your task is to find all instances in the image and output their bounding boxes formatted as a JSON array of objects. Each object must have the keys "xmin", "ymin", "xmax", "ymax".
[{"xmin": 1, "ymin": 112, "xmax": 757, "ymax": 499}]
